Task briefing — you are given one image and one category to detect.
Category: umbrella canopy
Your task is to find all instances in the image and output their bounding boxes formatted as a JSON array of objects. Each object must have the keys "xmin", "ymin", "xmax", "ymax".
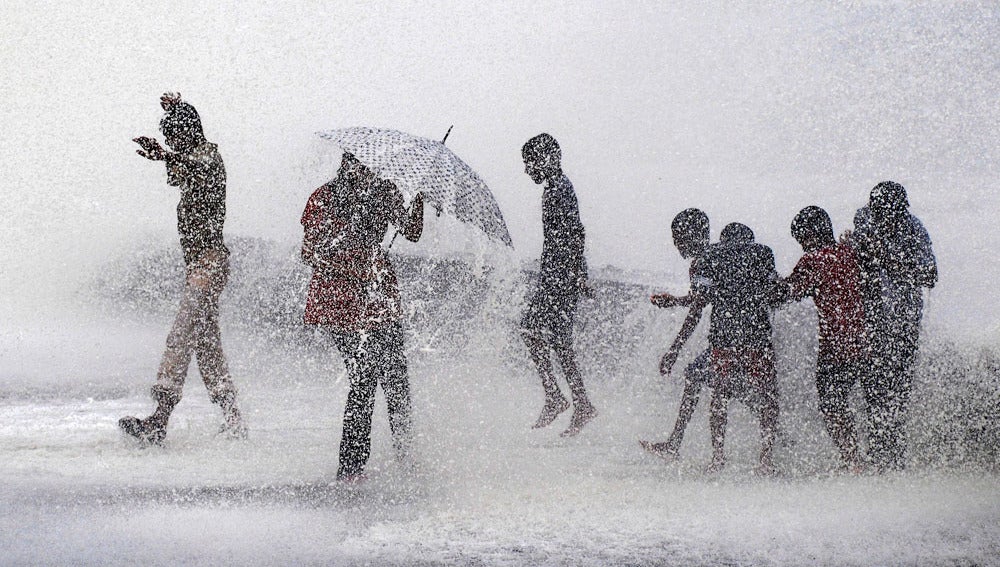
[{"xmin": 318, "ymin": 127, "xmax": 513, "ymax": 247}]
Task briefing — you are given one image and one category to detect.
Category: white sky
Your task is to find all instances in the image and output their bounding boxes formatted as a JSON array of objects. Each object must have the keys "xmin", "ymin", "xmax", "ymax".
[{"xmin": 2, "ymin": 1, "xmax": 999, "ymax": 336}]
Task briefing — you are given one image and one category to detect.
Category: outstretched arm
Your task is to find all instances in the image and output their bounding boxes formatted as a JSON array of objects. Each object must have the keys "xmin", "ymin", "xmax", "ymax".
[
  {"xmin": 659, "ymin": 300, "xmax": 705, "ymax": 376},
  {"xmin": 651, "ymin": 292, "xmax": 703, "ymax": 309},
  {"xmin": 775, "ymin": 253, "xmax": 815, "ymax": 306}
]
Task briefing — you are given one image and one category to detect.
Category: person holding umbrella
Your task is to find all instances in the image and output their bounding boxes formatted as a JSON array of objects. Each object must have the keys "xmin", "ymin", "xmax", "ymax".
[
  {"xmin": 300, "ymin": 152, "xmax": 424, "ymax": 483},
  {"xmin": 520, "ymin": 133, "xmax": 597, "ymax": 437}
]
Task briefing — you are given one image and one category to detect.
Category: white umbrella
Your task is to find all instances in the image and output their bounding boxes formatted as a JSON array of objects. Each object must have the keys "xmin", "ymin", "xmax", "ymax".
[{"xmin": 318, "ymin": 127, "xmax": 513, "ymax": 247}]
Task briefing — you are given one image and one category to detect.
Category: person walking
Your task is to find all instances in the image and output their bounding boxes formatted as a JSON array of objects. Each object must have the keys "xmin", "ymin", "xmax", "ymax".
[
  {"xmin": 300, "ymin": 152, "xmax": 424, "ymax": 482},
  {"xmin": 640, "ymin": 208, "xmax": 717, "ymax": 460},
  {"xmin": 120, "ymin": 93, "xmax": 246, "ymax": 445},
  {"xmin": 694, "ymin": 222, "xmax": 781, "ymax": 474},
  {"xmin": 520, "ymin": 133, "xmax": 597, "ymax": 437},
  {"xmin": 778, "ymin": 206, "xmax": 869, "ymax": 473}
]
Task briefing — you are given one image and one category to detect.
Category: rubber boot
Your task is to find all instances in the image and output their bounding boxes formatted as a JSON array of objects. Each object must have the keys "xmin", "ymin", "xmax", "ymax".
[
  {"xmin": 214, "ymin": 388, "xmax": 247, "ymax": 439},
  {"xmin": 119, "ymin": 387, "xmax": 178, "ymax": 446}
]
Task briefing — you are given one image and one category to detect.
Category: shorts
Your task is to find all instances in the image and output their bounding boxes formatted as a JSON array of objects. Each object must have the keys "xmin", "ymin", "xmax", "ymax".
[
  {"xmin": 685, "ymin": 349, "xmax": 718, "ymax": 389},
  {"xmin": 711, "ymin": 346, "xmax": 777, "ymax": 405},
  {"xmin": 521, "ymin": 286, "xmax": 578, "ymax": 346}
]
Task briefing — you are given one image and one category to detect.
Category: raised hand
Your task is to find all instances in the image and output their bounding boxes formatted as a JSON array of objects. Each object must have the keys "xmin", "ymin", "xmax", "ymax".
[
  {"xmin": 160, "ymin": 92, "xmax": 182, "ymax": 111},
  {"xmin": 133, "ymin": 136, "xmax": 167, "ymax": 161}
]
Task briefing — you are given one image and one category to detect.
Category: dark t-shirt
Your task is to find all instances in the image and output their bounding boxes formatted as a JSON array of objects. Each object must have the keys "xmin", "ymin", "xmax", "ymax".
[
  {"xmin": 693, "ymin": 239, "xmax": 778, "ymax": 349},
  {"xmin": 537, "ymin": 174, "xmax": 587, "ymax": 296}
]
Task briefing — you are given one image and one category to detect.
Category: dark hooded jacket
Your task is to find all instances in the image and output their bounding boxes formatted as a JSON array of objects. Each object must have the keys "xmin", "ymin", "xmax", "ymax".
[
  {"xmin": 853, "ymin": 205, "xmax": 936, "ymax": 354},
  {"xmin": 161, "ymin": 102, "xmax": 227, "ymax": 266}
]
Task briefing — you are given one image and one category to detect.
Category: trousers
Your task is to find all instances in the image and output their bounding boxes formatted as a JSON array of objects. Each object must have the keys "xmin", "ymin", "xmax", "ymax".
[{"xmin": 328, "ymin": 320, "xmax": 412, "ymax": 478}]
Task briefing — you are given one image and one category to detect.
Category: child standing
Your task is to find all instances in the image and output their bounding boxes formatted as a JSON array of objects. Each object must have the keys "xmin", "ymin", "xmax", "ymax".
[
  {"xmin": 694, "ymin": 223, "xmax": 780, "ymax": 474},
  {"xmin": 641, "ymin": 208, "xmax": 716, "ymax": 460},
  {"xmin": 778, "ymin": 206, "xmax": 869, "ymax": 473}
]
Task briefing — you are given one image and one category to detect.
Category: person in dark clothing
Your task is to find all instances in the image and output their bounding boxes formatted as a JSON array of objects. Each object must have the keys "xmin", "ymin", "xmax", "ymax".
[
  {"xmin": 301, "ymin": 152, "xmax": 425, "ymax": 482},
  {"xmin": 521, "ymin": 133, "xmax": 597, "ymax": 437},
  {"xmin": 120, "ymin": 93, "xmax": 246, "ymax": 445},
  {"xmin": 693, "ymin": 222, "xmax": 780, "ymax": 474},
  {"xmin": 640, "ymin": 208, "xmax": 717, "ymax": 460},
  {"xmin": 777, "ymin": 206, "xmax": 869, "ymax": 473},
  {"xmin": 850, "ymin": 181, "xmax": 937, "ymax": 471}
]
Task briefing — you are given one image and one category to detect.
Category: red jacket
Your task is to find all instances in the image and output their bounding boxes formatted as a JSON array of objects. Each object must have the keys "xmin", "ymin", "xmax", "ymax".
[
  {"xmin": 300, "ymin": 184, "xmax": 402, "ymax": 332},
  {"xmin": 785, "ymin": 242, "xmax": 870, "ymax": 365}
]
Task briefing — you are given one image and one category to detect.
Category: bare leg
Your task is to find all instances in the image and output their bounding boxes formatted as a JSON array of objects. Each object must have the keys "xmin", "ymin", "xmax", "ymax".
[
  {"xmin": 754, "ymin": 353, "xmax": 779, "ymax": 475},
  {"xmin": 666, "ymin": 378, "xmax": 702, "ymax": 452},
  {"xmin": 554, "ymin": 340, "xmax": 596, "ymax": 437},
  {"xmin": 641, "ymin": 378, "xmax": 700, "ymax": 459},
  {"xmin": 523, "ymin": 330, "xmax": 569, "ymax": 428},
  {"xmin": 757, "ymin": 389, "xmax": 779, "ymax": 474},
  {"xmin": 708, "ymin": 388, "xmax": 729, "ymax": 472},
  {"xmin": 817, "ymin": 364, "xmax": 861, "ymax": 470}
]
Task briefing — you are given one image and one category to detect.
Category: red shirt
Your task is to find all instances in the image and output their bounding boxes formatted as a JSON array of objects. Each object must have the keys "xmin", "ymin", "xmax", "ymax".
[
  {"xmin": 785, "ymin": 242, "xmax": 869, "ymax": 365},
  {"xmin": 300, "ymin": 185, "xmax": 402, "ymax": 332}
]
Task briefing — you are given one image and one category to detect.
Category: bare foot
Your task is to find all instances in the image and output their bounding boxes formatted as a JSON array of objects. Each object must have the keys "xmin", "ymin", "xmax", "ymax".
[
  {"xmin": 532, "ymin": 395, "xmax": 570, "ymax": 429},
  {"xmin": 560, "ymin": 404, "xmax": 597, "ymax": 437},
  {"xmin": 639, "ymin": 440, "xmax": 679, "ymax": 462},
  {"xmin": 705, "ymin": 455, "xmax": 726, "ymax": 474}
]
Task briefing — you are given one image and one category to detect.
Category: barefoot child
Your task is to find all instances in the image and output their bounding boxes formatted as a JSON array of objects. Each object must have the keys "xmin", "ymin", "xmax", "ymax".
[
  {"xmin": 640, "ymin": 208, "xmax": 716, "ymax": 460},
  {"xmin": 694, "ymin": 223, "xmax": 781, "ymax": 474}
]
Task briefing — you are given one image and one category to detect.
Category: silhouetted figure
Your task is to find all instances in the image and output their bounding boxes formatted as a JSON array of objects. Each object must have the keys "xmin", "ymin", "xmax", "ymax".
[
  {"xmin": 778, "ymin": 206, "xmax": 868, "ymax": 473},
  {"xmin": 640, "ymin": 208, "xmax": 716, "ymax": 460},
  {"xmin": 694, "ymin": 222, "xmax": 780, "ymax": 475},
  {"xmin": 520, "ymin": 133, "xmax": 597, "ymax": 437},
  {"xmin": 300, "ymin": 152, "xmax": 425, "ymax": 482},
  {"xmin": 850, "ymin": 181, "xmax": 937, "ymax": 472},
  {"xmin": 120, "ymin": 93, "xmax": 246, "ymax": 445}
]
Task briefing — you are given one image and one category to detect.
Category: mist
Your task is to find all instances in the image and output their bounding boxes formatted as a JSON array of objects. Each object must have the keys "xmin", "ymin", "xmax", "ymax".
[
  {"xmin": 3, "ymin": 2, "xmax": 998, "ymax": 332},
  {"xmin": 2, "ymin": 2, "xmax": 999, "ymax": 565}
]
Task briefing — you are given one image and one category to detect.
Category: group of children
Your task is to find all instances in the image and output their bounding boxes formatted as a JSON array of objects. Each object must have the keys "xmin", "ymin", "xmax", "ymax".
[
  {"xmin": 639, "ymin": 184, "xmax": 937, "ymax": 475},
  {"xmin": 514, "ymin": 133, "xmax": 937, "ymax": 476}
]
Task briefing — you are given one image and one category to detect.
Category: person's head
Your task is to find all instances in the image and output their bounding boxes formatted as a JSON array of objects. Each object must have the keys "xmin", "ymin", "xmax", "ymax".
[
  {"xmin": 791, "ymin": 206, "xmax": 835, "ymax": 252},
  {"xmin": 671, "ymin": 208, "xmax": 710, "ymax": 259},
  {"xmin": 522, "ymin": 133, "xmax": 562, "ymax": 184},
  {"xmin": 869, "ymin": 180, "xmax": 909, "ymax": 227},
  {"xmin": 720, "ymin": 222, "xmax": 754, "ymax": 245},
  {"xmin": 159, "ymin": 99, "xmax": 205, "ymax": 152},
  {"xmin": 338, "ymin": 151, "xmax": 371, "ymax": 186}
]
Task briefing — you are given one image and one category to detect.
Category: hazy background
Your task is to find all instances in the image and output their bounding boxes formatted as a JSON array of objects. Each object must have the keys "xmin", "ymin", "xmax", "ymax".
[
  {"xmin": 3, "ymin": 4, "xmax": 1000, "ymax": 564},
  {"xmin": 2, "ymin": 0, "xmax": 998, "ymax": 339}
]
